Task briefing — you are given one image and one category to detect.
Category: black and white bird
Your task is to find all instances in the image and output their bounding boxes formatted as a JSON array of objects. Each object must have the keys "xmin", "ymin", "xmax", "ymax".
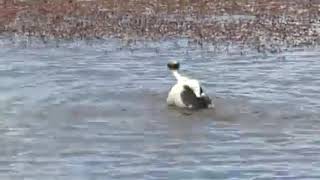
[{"xmin": 166, "ymin": 61, "xmax": 213, "ymax": 110}]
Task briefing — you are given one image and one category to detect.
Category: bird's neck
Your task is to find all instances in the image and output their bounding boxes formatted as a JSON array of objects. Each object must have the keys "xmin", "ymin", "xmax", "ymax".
[{"xmin": 171, "ymin": 70, "xmax": 183, "ymax": 81}]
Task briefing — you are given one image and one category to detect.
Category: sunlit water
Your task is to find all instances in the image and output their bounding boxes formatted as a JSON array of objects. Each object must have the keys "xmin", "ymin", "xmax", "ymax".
[{"xmin": 0, "ymin": 38, "xmax": 320, "ymax": 179}]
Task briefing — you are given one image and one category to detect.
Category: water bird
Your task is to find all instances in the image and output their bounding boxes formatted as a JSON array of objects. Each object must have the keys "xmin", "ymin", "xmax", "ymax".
[{"xmin": 167, "ymin": 61, "xmax": 213, "ymax": 110}]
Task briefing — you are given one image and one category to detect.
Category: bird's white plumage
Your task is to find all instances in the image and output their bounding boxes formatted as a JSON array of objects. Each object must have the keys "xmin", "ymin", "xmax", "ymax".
[
  {"xmin": 166, "ymin": 83, "xmax": 186, "ymax": 107},
  {"xmin": 167, "ymin": 70, "xmax": 205, "ymax": 108}
]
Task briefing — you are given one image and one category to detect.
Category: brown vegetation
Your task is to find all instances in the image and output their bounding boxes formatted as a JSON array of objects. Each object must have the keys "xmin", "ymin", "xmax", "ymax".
[{"xmin": 1, "ymin": 0, "xmax": 320, "ymax": 50}]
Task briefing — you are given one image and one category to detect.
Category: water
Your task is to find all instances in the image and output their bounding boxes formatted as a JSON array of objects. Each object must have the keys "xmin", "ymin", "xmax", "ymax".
[{"xmin": 0, "ymin": 38, "xmax": 320, "ymax": 179}]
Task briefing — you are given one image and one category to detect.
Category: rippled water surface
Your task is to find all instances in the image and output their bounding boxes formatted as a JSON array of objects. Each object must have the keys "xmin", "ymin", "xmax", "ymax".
[{"xmin": 1, "ymin": 39, "xmax": 320, "ymax": 179}]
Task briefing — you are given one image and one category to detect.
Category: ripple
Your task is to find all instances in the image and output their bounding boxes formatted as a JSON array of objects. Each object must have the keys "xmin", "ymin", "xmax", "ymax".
[{"xmin": 0, "ymin": 39, "xmax": 319, "ymax": 179}]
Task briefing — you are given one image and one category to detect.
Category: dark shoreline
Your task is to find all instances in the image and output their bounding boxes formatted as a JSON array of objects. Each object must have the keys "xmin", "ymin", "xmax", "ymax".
[{"xmin": 1, "ymin": 0, "xmax": 320, "ymax": 51}]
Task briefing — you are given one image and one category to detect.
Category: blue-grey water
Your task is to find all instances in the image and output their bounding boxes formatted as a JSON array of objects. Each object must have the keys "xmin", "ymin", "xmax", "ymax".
[{"xmin": 0, "ymin": 38, "xmax": 320, "ymax": 179}]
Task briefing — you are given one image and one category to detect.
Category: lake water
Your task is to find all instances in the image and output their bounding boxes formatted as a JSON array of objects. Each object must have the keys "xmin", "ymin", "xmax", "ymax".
[{"xmin": 0, "ymin": 38, "xmax": 320, "ymax": 179}]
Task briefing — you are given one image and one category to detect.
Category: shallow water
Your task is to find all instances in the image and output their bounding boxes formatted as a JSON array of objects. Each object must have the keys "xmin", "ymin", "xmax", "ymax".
[{"xmin": 0, "ymin": 38, "xmax": 320, "ymax": 179}]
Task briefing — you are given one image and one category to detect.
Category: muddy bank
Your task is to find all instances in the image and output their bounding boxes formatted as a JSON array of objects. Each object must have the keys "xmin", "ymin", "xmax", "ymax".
[{"xmin": 1, "ymin": 0, "xmax": 320, "ymax": 51}]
